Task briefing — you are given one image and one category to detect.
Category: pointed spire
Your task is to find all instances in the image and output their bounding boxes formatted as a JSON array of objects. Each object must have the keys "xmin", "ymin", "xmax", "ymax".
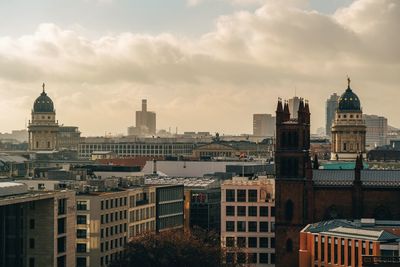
[
  {"xmin": 304, "ymin": 100, "xmax": 310, "ymax": 124},
  {"xmin": 283, "ymin": 101, "xmax": 290, "ymax": 121},
  {"xmin": 347, "ymin": 75, "xmax": 351, "ymax": 89},
  {"xmin": 277, "ymin": 98, "xmax": 283, "ymax": 113},
  {"xmin": 298, "ymin": 98, "xmax": 305, "ymax": 123},
  {"xmin": 42, "ymin": 82, "xmax": 46, "ymax": 93},
  {"xmin": 276, "ymin": 98, "xmax": 284, "ymax": 124}
]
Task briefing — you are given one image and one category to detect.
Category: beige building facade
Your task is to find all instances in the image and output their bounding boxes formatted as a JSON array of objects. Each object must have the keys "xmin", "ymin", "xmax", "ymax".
[
  {"xmin": 331, "ymin": 79, "xmax": 366, "ymax": 160},
  {"xmin": 221, "ymin": 177, "xmax": 276, "ymax": 266}
]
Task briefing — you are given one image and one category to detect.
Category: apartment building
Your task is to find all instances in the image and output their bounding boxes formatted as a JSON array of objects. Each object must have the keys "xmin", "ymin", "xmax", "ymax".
[
  {"xmin": 0, "ymin": 182, "xmax": 76, "ymax": 267},
  {"xmin": 221, "ymin": 177, "xmax": 276, "ymax": 266},
  {"xmin": 75, "ymin": 190, "xmax": 129, "ymax": 267}
]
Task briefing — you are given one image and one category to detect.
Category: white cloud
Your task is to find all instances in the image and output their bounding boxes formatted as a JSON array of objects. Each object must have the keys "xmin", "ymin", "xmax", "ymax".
[{"xmin": 0, "ymin": 0, "xmax": 399, "ymax": 135}]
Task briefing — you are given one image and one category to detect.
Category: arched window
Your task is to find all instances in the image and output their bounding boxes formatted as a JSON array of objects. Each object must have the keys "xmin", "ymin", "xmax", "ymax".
[
  {"xmin": 286, "ymin": 239, "xmax": 293, "ymax": 252},
  {"xmin": 285, "ymin": 200, "xmax": 294, "ymax": 221}
]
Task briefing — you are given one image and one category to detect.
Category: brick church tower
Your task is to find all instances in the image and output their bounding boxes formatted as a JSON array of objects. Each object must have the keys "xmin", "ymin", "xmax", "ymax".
[{"xmin": 275, "ymin": 98, "xmax": 313, "ymax": 267}]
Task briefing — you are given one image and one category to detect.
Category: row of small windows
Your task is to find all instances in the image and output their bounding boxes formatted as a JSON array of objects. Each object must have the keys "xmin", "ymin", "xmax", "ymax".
[
  {"xmin": 226, "ymin": 221, "xmax": 274, "ymax": 232},
  {"xmin": 159, "ymin": 202, "xmax": 183, "ymax": 216},
  {"xmin": 226, "ymin": 252, "xmax": 275, "ymax": 265},
  {"xmin": 130, "ymin": 207, "xmax": 155, "ymax": 222},
  {"xmin": 100, "ymin": 251, "xmax": 124, "ymax": 267},
  {"xmin": 314, "ymin": 236, "xmax": 373, "ymax": 266},
  {"xmin": 158, "ymin": 187, "xmax": 183, "ymax": 202},
  {"xmin": 225, "ymin": 189, "xmax": 258, "ymax": 202},
  {"xmin": 225, "ymin": 236, "xmax": 275, "ymax": 249},
  {"xmin": 338, "ymin": 114, "xmax": 360, "ymax": 119},
  {"xmin": 129, "ymin": 221, "xmax": 156, "ymax": 238},
  {"xmin": 226, "ymin": 205, "xmax": 273, "ymax": 217},
  {"xmin": 158, "ymin": 214, "xmax": 183, "ymax": 230},
  {"xmin": 100, "ymin": 211, "xmax": 127, "ymax": 224},
  {"xmin": 100, "ymin": 237, "xmax": 127, "ymax": 253},
  {"xmin": 100, "ymin": 223, "xmax": 127, "ymax": 238},
  {"xmin": 100, "ymin": 197, "xmax": 127, "ymax": 210}
]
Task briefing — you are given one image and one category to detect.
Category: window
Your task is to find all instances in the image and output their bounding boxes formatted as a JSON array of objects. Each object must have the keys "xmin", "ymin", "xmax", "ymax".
[
  {"xmin": 271, "ymin": 238, "xmax": 275, "ymax": 248},
  {"xmin": 58, "ymin": 218, "xmax": 66, "ymax": 234},
  {"xmin": 348, "ymin": 239, "xmax": 352, "ymax": 266},
  {"xmin": 77, "ymin": 243, "xmax": 87, "ymax": 253},
  {"xmin": 76, "ymin": 257, "xmax": 87, "ymax": 267},
  {"xmin": 226, "ymin": 221, "xmax": 235, "ymax": 232},
  {"xmin": 237, "ymin": 237, "xmax": 246, "ymax": 248},
  {"xmin": 260, "ymin": 237, "xmax": 268, "ymax": 248},
  {"xmin": 260, "ymin": 222, "xmax": 269, "ymax": 232},
  {"xmin": 248, "ymin": 237, "xmax": 257, "ymax": 248},
  {"xmin": 314, "ymin": 236, "xmax": 318, "ymax": 261},
  {"xmin": 260, "ymin": 206, "xmax": 268, "ymax": 217},
  {"xmin": 271, "ymin": 222, "xmax": 275, "ymax": 231},
  {"xmin": 237, "ymin": 221, "xmax": 246, "ymax": 232},
  {"xmin": 77, "ymin": 201, "xmax": 88, "ymax": 211},
  {"xmin": 101, "ymin": 201, "xmax": 104, "ymax": 210},
  {"xmin": 248, "ymin": 206, "xmax": 257, "ymax": 216},
  {"xmin": 29, "ymin": 258, "xmax": 35, "ymax": 267},
  {"xmin": 30, "ymin": 219, "xmax": 35, "ymax": 229},
  {"xmin": 226, "ymin": 237, "xmax": 234, "ymax": 247},
  {"xmin": 271, "ymin": 253, "xmax": 275, "ymax": 264},
  {"xmin": 57, "ymin": 237, "xmax": 66, "ymax": 253},
  {"xmin": 237, "ymin": 206, "xmax": 246, "ymax": 216},
  {"xmin": 248, "ymin": 221, "xmax": 257, "ymax": 232},
  {"xmin": 237, "ymin": 190, "xmax": 246, "ymax": 202},
  {"xmin": 58, "ymin": 199, "xmax": 66, "ymax": 215},
  {"xmin": 226, "ymin": 253, "xmax": 235, "ymax": 264},
  {"xmin": 77, "ymin": 229, "xmax": 87, "ymax": 239},
  {"xmin": 271, "ymin": 207, "xmax": 275, "ymax": 216},
  {"xmin": 249, "ymin": 253, "xmax": 257, "ymax": 264},
  {"xmin": 226, "ymin": 206, "xmax": 235, "ymax": 216},
  {"xmin": 248, "ymin": 190, "xmax": 257, "ymax": 202},
  {"xmin": 237, "ymin": 253, "xmax": 246, "ymax": 264},
  {"xmin": 29, "ymin": 238, "xmax": 35, "ymax": 249},
  {"xmin": 260, "ymin": 253, "xmax": 268, "ymax": 264},
  {"xmin": 77, "ymin": 215, "xmax": 87, "ymax": 225},
  {"xmin": 226, "ymin": 189, "xmax": 235, "ymax": 202}
]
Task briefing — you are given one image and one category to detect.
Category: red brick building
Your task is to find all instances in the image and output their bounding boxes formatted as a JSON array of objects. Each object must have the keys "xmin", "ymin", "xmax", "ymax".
[{"xmin": 274, "ymin": 98, "xmax": 400, "ymax": 267}]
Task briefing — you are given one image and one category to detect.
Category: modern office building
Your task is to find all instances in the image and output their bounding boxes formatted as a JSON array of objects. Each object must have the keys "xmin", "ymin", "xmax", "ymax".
[
  {"xmin": 299, "ymin": 219, "xmax": 400, "ymax": 267},
  {"xmin": 326, "ymin": 93, "xmax": 339, "ymax": 137},
  {"xmin": 0, "ymin": 182, "xmax": 76, "ymax": 267},
  {"xmin": 331, "ymin": 79, "xmax": 366, "ymax": 160},
  {"xmin": 155, "ymin": 185, "xmax": 184, "ymax": 232},
  {"xmin": 221, "ymin": 176, "xmax": 276, "ymax": 266},
  {"xmin": 28, "ymin": 84, "xmax": 59, "ymax": 151},
  {"xmin": 127, "ymin": 99, "xmax": 157, "ymax": 136},
  {"xmin": 253, "ymin": 114, "xmax": 275, "ymax": 137},
  {"xmin": 364, "ymin": 114, "xmax": 388, "ymax": 149}
]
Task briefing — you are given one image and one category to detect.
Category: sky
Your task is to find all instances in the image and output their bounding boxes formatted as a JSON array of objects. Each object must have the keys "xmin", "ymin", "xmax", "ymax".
[{"xmin": 0, "ymin": 0, "xmax": 399, "ymax": 136}]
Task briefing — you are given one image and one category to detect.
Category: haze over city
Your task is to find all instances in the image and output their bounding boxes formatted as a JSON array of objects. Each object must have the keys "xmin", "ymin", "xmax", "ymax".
[{"xmin": 0, "ymin": 0, "xmax": 398, "ymax": 136}]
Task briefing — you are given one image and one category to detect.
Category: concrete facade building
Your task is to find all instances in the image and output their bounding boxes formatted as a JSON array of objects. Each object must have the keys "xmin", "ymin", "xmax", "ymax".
[
  {"xmin": 253, "ymin": 114, "xmax": 276, "ymax": 137},
  {"xmin": 0, "ymin": 182, "xmax": 76, "ymax": 267},
  {"xmin": 331, "ymin": 79, "xmax": 366, "ymax": 160},
  {"xmin": 326, "ymin": 93, "xmax": 339, "ymax": 137},
  {"xmin": 28, "ymin": 84, "xmax": 59, "ymax": 151},
  {"xmin": 221, "ymin": 177, "xmax": 276, "ymax": 266},
  {"xmin": 364, "ymin": 114, "xmax": 388, "ymax": 150}
]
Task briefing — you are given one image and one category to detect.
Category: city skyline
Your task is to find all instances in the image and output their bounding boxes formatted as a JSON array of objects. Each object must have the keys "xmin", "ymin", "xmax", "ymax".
[{"xmin": 0, "ymin": 0, "xmax": 399, "ymax": 136}]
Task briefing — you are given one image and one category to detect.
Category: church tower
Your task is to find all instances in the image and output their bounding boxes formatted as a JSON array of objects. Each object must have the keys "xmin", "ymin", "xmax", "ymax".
[
  {"xmin": 331, "ymin": 78, "xmax": 366, "ymax": 160},
  {"xmin": 28, "ymin": 83, "xmax": 59, "ymax": 151},
  {"xmin": 275, "ymin": 98, "xmax": 313, "ymax": 267}
]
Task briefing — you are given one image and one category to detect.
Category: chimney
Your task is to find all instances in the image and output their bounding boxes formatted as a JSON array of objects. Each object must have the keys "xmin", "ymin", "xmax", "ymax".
[
  {"xmin": 142, "ymin": 99, "xmax": 147, "ymax": 112},
  {"xmin": 153, "ymin": 159, "xmax": 157, "ymax": 175}
]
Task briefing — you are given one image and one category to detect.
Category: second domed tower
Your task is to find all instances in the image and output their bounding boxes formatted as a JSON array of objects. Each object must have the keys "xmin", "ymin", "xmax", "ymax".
[
  {"xmin": 331, "ymin": 78, "xmax": 366, "ymax": 160},
  {"xmin": 28, "ymin": 83, "xmax": 59, "ymax": 151}
]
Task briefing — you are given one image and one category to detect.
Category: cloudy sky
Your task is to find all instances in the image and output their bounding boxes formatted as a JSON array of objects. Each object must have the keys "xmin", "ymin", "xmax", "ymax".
[{"xmin": 0, "ymin": 0, "xmax": 398, "ymax": 136}]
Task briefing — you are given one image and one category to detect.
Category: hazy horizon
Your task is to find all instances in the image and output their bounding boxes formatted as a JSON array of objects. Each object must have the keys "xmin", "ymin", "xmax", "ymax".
[{"xmin": 0, "ymin": 0, "xmax": 399, "ymax": 136}]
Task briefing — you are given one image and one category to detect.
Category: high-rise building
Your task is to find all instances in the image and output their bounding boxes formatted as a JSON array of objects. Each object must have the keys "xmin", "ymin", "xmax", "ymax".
[
  {"xmin": 331, "ymin": 79, "xmax": 366, "ymax": 160},
  {"xmin": 221, "ymin": 176, "xmax": 276, "ymax": 266},
  {"xmin": 325, "ymin": 93, "xmax": 339, "ymax": 137},
  {"xmin": 28, "ymin": 84, "xmax": 59, "ymax": 150},
  {"xmin": 135, "ymin": 99, "xmax": 156, "ymax": 135},
  {"xmin": 364, "ymin": 114, "xmax": 388, "ymax": 149},
  {"xmin": 288, "ymin": 97, "xmax": 301, "ymax": 119},
  {"xmin": 0, "ymin": 182, "xmax": 76, "ymax": 267},
  {"xmin": 253, "ymin": 114, "xmax": 276, "ymax": 137}
]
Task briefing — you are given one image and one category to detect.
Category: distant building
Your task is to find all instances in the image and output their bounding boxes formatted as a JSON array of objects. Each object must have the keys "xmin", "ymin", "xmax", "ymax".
[
  {"xmin": 28, "ymin": 84, "xmax": 59, "ymax": 151},
  {"xmin": 364, "ymin": 114, "xmax": 388, "ymax": 149},
  {"xmin": 155, "ymin": 185, "xmax": 184, "ymax": 232},
  {"xmin": 288, "ymin": 97, "xmax": 301, "ymax": 119},
  {"xmin": 221, "ymin": 176, "xmax": 276, "ymax": 266},
  {"xmin": 58, "ymin": 126, "xmax": 81, "ymax": 151},
  {"xmin": 128, "ymin": 99, "xmax": 156, "ymax": 136},
  {"xmin": 253, "ymin": 114, "xmax": 275, "ymax": 137},
  {"xmin": 0, "ymin": 182, "xmax": 76, "ymax": 267},
  {"xmin": 326, "ymin": 93, "xmax": 339, "ymax": 137},
  {"xmin": 299, "ymin": 219, "xmax": 400, "ymax": 267},
  {"xmin": 331, "ymin": 79, "xmax": 366, "ymax": 160}
]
